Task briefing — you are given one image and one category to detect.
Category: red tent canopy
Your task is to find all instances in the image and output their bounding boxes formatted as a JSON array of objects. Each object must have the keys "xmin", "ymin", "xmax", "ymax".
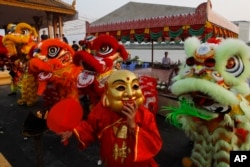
[{"xmin": 86, "ymin": 0, "xmax": 238, "ymax": 43}]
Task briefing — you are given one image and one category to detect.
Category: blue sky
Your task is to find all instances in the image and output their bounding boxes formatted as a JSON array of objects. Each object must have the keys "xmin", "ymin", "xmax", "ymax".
[{"xmin": 62, "ymin": 0, "xmax": 250, "ymax": 22}]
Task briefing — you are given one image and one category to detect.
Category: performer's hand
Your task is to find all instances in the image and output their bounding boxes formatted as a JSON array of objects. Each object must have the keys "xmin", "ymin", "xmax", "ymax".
[
  {"xmin": 57, "ymin": 131, "xmax": 73, "ymax": 145},
  {"xmin": 121, "ymin": 102, "xmax": 138, "ymax": 129}
]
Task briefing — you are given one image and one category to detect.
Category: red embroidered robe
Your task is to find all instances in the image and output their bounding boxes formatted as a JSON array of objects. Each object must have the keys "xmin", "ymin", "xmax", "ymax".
[{"xmin": 73, "ymin": 102, "xmax": 162, "ymax": 167}]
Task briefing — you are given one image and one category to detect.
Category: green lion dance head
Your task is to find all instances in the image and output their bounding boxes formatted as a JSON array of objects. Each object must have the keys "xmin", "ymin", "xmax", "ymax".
[{"xmin": 164, "ymin": 37, "xmax": 250, "ymax": 127}]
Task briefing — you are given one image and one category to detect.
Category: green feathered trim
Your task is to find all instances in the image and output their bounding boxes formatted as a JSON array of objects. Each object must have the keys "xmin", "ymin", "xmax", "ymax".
[{"xmin": 162, "ymin": 99, "xmax": 214, "ymax": 128}]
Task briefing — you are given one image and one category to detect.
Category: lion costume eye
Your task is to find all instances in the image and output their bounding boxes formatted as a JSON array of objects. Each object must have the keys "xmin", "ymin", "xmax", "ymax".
[
  {"xmin": 225, "ymin": 56, "xmax": 244, "ymax": 77},
  {"xmin": 48, "ymin": 46, "xmax": 60, "ymax": 58},
  {"xmin": 21, "ymin": 29, "xmax": 30, "ymax": 35},
  {"xmin": 97, "ymin": 44, "xmax": 113, "ymax": 56}
]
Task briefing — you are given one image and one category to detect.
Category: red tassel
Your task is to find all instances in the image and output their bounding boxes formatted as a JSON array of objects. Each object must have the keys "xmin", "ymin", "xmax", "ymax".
[{"xmin": 235, "ymin": 128, "xmax": 249, "ymax": 142}]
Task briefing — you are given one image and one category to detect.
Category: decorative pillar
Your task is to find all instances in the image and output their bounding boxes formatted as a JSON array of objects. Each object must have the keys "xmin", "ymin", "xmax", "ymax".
[
  {"xmin": 58, "ymin": 15, "xmax": 63, "ymax": 38},
  {"xmin": 53, "ymin": 15, "xmax": 58, "ymax": 38},
  {"xmin": 47, "ymin": 12, "xmax": 53, "ymax": 39},
  {"xmin": 33, "ymin": 16, "xmax": 43, "ymax": 42}
]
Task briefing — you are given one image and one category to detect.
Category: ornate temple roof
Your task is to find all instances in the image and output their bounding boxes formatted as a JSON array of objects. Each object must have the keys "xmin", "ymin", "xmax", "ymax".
[
  {"xmin": 91, "ymin": 2, "xmax": 195, "ymax": 26},
  {"xmin": 0, "ymin": 0, "xmax": 77, "ymax": 29},
  {"xmin": 87, "ymin": 0, "xmax": 238, "ymax": 37}
]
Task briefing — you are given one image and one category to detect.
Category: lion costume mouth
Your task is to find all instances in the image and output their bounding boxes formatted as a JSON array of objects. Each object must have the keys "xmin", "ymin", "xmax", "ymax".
[
  {"xmin": 179, "ymin": 92, "xmax": 231, "ymax": 114},
  {"xmin": 58, "ymin": 51, "xmax": 71, "ymax": 65}
]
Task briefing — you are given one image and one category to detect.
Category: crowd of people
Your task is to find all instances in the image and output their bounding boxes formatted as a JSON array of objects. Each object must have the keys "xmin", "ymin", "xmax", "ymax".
[{"xmin": 40, "ymin": 31, "xmax": 81, "ymax": 51}]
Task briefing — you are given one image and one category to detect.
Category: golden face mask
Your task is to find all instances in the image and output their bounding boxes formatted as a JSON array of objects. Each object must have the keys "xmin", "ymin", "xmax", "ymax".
[{"xmin": 102, "ymin": 70, "xmax": 145, "ymax": 112}]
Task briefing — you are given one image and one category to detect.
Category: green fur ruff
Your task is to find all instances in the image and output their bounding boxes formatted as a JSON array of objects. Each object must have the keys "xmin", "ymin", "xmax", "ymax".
[{"xmin": 162, "ymin": 99, "xmax": 214, "ymax": 128}]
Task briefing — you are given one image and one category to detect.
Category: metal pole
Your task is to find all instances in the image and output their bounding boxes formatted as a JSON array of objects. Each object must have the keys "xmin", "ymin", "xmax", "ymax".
[{"xmin": 151, "ymin": 39, "xmax": 154, "ymax": 68}]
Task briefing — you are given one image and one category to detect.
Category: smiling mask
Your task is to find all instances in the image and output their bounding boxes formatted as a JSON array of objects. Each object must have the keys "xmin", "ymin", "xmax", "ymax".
[{"xmin": 102, "ymin": 70, "xmax": 145, "ymax": 112}]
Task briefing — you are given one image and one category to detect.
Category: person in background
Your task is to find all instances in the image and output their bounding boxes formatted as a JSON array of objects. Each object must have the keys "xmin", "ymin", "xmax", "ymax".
[
  {"xmin": 79, "ymin": 35, "xmax": 96, "ymax": 52},
  {"xmin": 62, "ymin": 34, "xmax": 68, "ymax": 44},
  {"xmin": 40, "ymin": 30, "xmax": 48, "ymax": 41},
  {"xmin": 162, "ymin": 51, "xmax": 171, "ymax": 69},
  {"xmin": 55, "ymin": 33, "xmax": 60, "ymax": 39},
  {"xmin": 71, "ymin": 41, "xmax": 79, "ymax": 51},
  {"xmin": 113, "ymin": 57, "xmax": 123, "ymax": 70}
]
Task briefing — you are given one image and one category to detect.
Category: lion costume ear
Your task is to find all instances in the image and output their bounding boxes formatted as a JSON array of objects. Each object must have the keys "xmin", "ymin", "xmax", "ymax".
[
  {"xmin": 118, "ymin": 44, "xmax": 129, "ymax": 61},
  {"xmin": 73, "ymin": 50, "xmax": 104, "ymax": 72}
]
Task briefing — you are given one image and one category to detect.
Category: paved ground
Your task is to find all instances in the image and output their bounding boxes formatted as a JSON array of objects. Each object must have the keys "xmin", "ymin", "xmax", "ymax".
[{"xmin": 0, "ymin": 84, "xmax": 192, "ymax": 167}]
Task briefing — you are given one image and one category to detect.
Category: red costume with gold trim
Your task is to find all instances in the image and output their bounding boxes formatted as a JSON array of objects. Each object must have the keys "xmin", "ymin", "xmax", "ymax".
[
  {"xmin": 74, "ymin": 103, "xmax": 162, "ymax": 167},
  {"xmin": 47, "ymin": 70, "xmax": 162, "ymax": 167}
]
